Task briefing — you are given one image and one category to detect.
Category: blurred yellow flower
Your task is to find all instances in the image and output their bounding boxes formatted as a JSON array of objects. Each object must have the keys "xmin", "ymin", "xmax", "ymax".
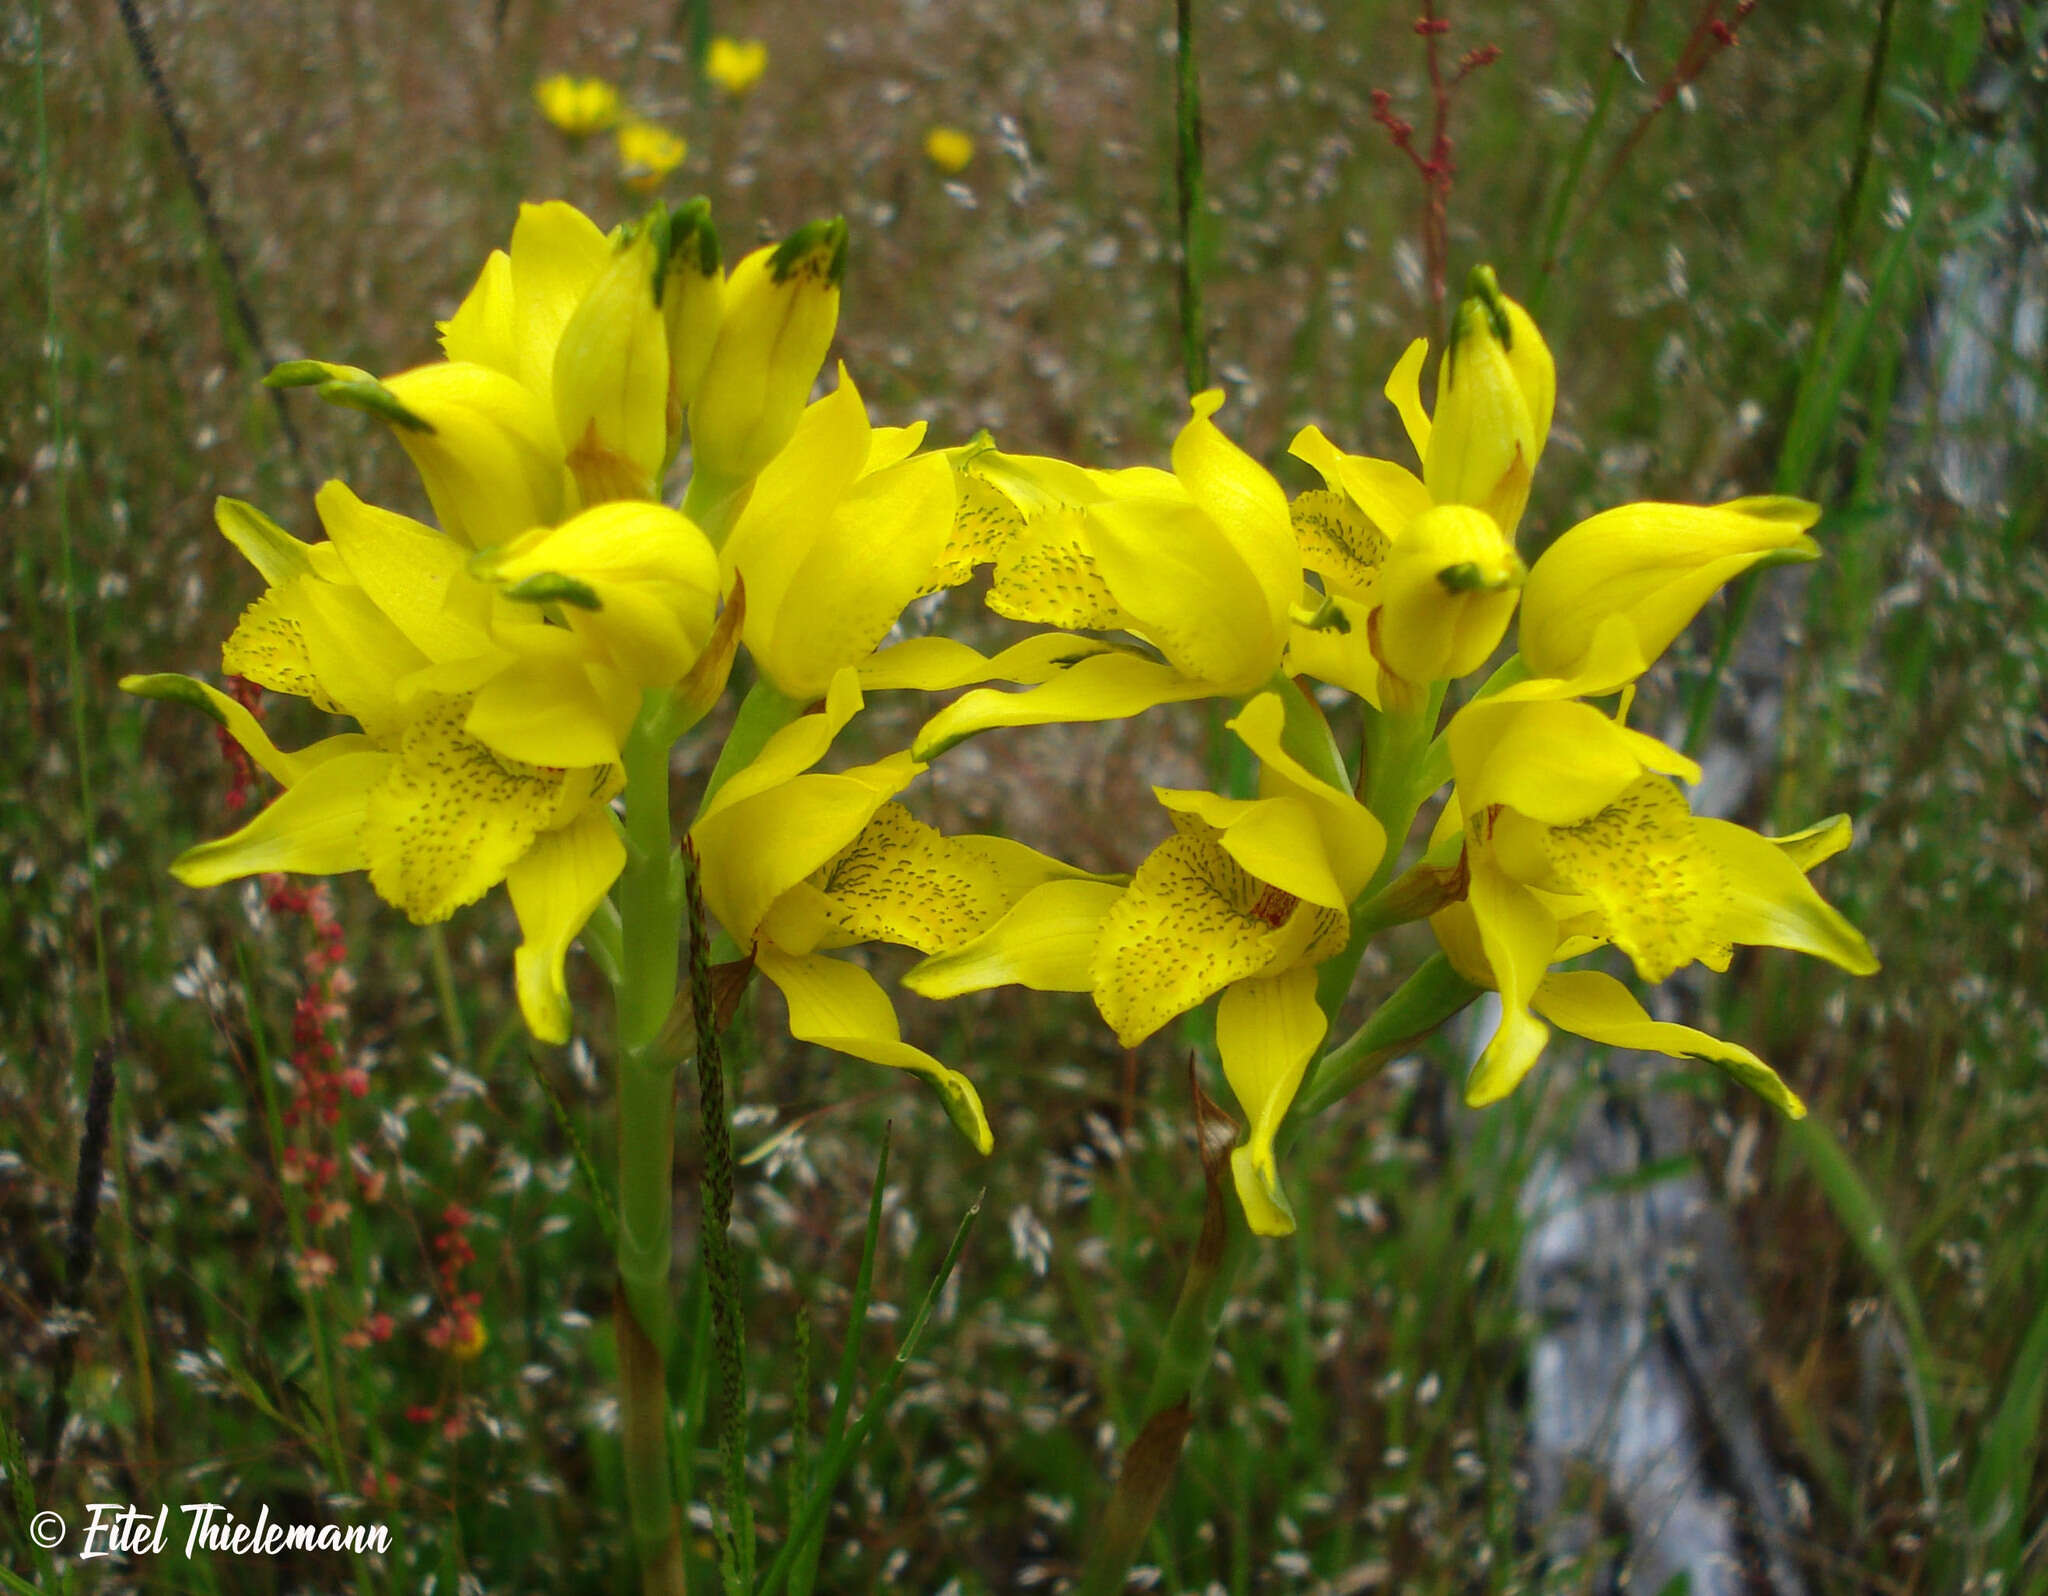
[
  {"xmin": 533, "ymin": 74, "xmax": 621, "ymax": 138},
  {"xmin": 923, "ymin": 125, "xmax": 975, "ymax": 175},
  {"xmin": 617, "ymin": 121, "xmax": 687, "ymax": 192},
  {"xmin": 705, "ymin": 36, "xmax": 768, "ymax": 96}
]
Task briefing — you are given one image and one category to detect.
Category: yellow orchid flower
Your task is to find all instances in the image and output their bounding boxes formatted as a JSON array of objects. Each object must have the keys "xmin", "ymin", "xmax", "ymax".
[
  {"xmin": 122, "ymin": 492, "xmax": 632, "ymax": 1044},
  {"xmin": 690, "ymin": 672, "xmax": 1101, "ymax": 1150},
  {"xmin": 1437, "ymin": 693, "xmax": 1877, "ymax": 1107},
  {"xmin": 924, "ymin": 126, "xmax": 975, "ymax": 174},
  {"xmin": 1516, "ymin": 496, "xmax": 1822, "ymax": 692},
  {"xmin": 687, "ymin": 219, "xmax": 846, "ymax": 503},
  {"xmin": 273, "ymin": 202, "xmax": 635, "ymax": 544},
  {"xmin": 911, "ymin": 391, "xmax": 1300, "ymax": 757},
  {"xmin": 704, "ymin": 36, "xmax": 768, "ymax": 96},
  {"xmin": 617, "ymin": 121, "xmax": 687, "ymax": 193},
  {"xmin": 906, "ymin": 692, "xmax": 1385, "ymax": 1236},
  {"xmin": 1278, "ymin": 267, "xmax": 1550, "ymax": 700},
  {"xmin": 471, "ymin": 499, "xmax": 722, "ymax": 751},
  {"xmin": 534, "ymin": 75, "xmax": 621, "ymax": 137}
]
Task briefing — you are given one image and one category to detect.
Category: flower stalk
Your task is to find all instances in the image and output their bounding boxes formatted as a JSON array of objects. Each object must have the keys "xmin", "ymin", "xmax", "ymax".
[{"xmin": 613, "ymin": 688, "xmax": 686, "ymax": 1596}]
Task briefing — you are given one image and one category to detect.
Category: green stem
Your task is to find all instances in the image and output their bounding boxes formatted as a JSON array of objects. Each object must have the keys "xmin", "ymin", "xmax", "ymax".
[
  {"xmin": 1294, "ymin": 954, "xmax": 1482, "ymax": 1122},
  {"xmin": 1172, "ymin": 0, "xmax": 1209, "ymax": 394},
  {"xmin": 1076, "ymin": 1191, "xmax": 1249, "ymax": 1596},
  {"xmin": 1527, "ymin": 0, "xmax": 1644, "ymax": 316},
  {"xmin": 611, "ymin": 689, "xmax": 687, "ymax": 1596}
]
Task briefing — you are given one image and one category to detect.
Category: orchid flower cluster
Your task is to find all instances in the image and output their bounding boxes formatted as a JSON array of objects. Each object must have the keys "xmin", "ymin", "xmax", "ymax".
[{"xmin": 128, "ymin": 202, "xmax": 1875, "ymax": 1245}]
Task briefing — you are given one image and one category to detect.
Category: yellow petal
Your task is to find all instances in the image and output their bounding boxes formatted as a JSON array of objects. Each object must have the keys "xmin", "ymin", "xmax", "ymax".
[
  {"xmin": 1384, "ymin": 337, "xmax": 1431, "ymax": 463},
  {"xmin": 1089, "ymin": 496, "xmax": 1285, "ymax": 691},
  {"xmin": 553, "ymin": 226, "xmax": 670, "ymax": 502},
  {"xmin": 1155, "ymin": 788, "xmax": 1347, "ymax": 910},
  {"xmin": 1225, "ymin": 692, "xmax": 1386, "ymax": 901},
  {"xmin": 119, "ymin": 672, "xmax": 368, "ymax": 787},
  {"xmin": 1219, "ymin": 967, "xmax": 1327, "ymax": 1237},
  {"xmin": 1173, "ymin": 390, "xmax": 1297, "ymax": 622},
  {"xmin": 811, "ymin": 802, "xmax": 1025, "ymax": 953},
  {"xmin": 438, "ymin": 248, "xmax": 517, "ymax": 375},
  {"xmin": 1284, "ymin": 594, "xmax": 1381, "ymax": 706},
  {"xmin": 1374, "ymin": 503, "xmax": 1523, "ymax": 685},
  {"xmin": 856, "ymin": 632, "xmax": 1114, "ymax": 692},
  {"xmin": 1542, "ymin": 776, "xmax": 1722, "ymax": 983},
  {"xmin": 507, "ymin": 806, "xmax": 626, "ymax": 1044},
  {"xmin": 1767, "ymin": 812, "xmax": 1854, "ymax": 872},
  {"xmin": 1532, "ymin": 968, "xmax": 1805, "ymax": 1116},
  {"xmin": 912, "ymin": 650, "xmax": 1219, "ymax": 761},
  {"xmin": 985, "ymin": 504, "xmax": 1132, "ymax": 631},
  {"xmin": 757, "ymin": 948, "xmax": 992, "ymax": 1153},
  {"xmin": 721, "ymin": 365, "xmax": 873, "ymax": 633},
  {"xmin": 1461, "ymin": 856, "xmax": 1557, "ymax": 1106},
  {"xmin": 1289, "ymin": 489, "xmax": 1389, "ymax": 601},
  {"xmin": 316, "ymin": 482, "xmax": 493, "ymax": 665},
  {"xmin": 215, "ymin": 496, "xmax": 318, "ymax": 586},
  {"xmin": 699, "ymin": 668, "xmax": 867, "ymax": 820},
  {"xmin": 221, "ymin": 585, "xmax": 345, "ymax": 713},
  {"xmin": 1449, "ymin": 698, "xmax": 1647, "ymax": 825},
  {"xmin": 465, "ymin": 647, "xmax": 628, "ymax": 769},
  {"xmin": 508, "ymin": 200, "xmax": 613, "ymax": 415},
  {"xmin": 292, "ymin": 575, "xmax": 429, "ymax": 737},
  {"xmin": 381, "ymin": 362, "xmax": 571, "ymax": 550},
  {"xmin": 1288, "ymin": 426, "xmax": 1432, "ymax": 545},
  {"xmin": 361, "ymin": 697, "xmax": 579, "ymax": 924},
  {"xmin": 487, "ymin": 500, "xmax": 721, "ymax": 688},
  {"xmin": 1520, "ymin": 499, "xmax": 1822, "ymax": 682},
  {"xmin": 689, "ymin": 224, "xmax": 846, "ymax": 490},
  {"xmin": 758, "ymin": 451, "xmax": 955, "ymax": 700},
  {"xmin": 1697, "ymin": 817, "xmax": 1878, "ymax": 974},
  {"xmin": 692, "ymin": 752, "xmax": 921, "ymax": 941},
  {"xmin": 903, "ymin": 878, "xmax": 1124, "ymax": 998},
  {"xmin": 170, "ymin": 750, "xmax": 390, "ymax": 886}
]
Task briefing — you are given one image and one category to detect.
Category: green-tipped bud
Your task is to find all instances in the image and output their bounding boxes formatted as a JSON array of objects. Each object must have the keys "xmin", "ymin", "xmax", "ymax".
[
  {"xmin": 553, "ymin": 221, "xmax": 670, "ymax": 505},
  {"xmin": 685, "ymin": 217, "xmax": 847, "ymax": 490},
  {"xmin": 1426, "ymin": 266, "xmax": 1555, "ymax": 536},
  {"xmin": 657, "ymin": 198, "xmax": 726, "ymax": 460}
]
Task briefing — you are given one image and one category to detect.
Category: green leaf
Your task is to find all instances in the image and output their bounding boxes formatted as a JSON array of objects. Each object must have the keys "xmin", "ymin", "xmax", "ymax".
[{"xmin": 1962, "ymin": 1288, "xmax": 2048, "ymax": 1575}]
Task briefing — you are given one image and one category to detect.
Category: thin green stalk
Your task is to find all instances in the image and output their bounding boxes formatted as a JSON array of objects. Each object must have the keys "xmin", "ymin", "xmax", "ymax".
[
  {"xmin": 427, "ymin": 925, "xmax": 470, "ymax": 1061},
  {"xmin": 1077, "ymin": 1092, "xmax": 1245, "ymax": 1596},
  {"xmin": 685, "ymin": 846, "xmax": 754, "ymax": 1585},
  {"xmin": 1172, "ymin": 0, "xmax": 1209, "ymax": 395},
  {"xmin": 1294, "ymin": 954, "xmax": 1483, "ymax": 1122},
  {"xmin": 611, "ymin": 689, "xmax": 688, "ymax": 1596},
  {"xmin": 1682, "ymin": 0, "xmax": 1901, "ymax": 756},
  {"xmin": 1528, "ymin": 0, "xmax": 1645, "ymax": 315}
]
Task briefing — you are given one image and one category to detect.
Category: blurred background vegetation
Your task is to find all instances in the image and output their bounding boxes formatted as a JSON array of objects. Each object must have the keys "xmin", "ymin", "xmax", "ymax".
[{"xmin": 3, "ymin": 0, "xmax": 2045, "ymax": 1590}]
